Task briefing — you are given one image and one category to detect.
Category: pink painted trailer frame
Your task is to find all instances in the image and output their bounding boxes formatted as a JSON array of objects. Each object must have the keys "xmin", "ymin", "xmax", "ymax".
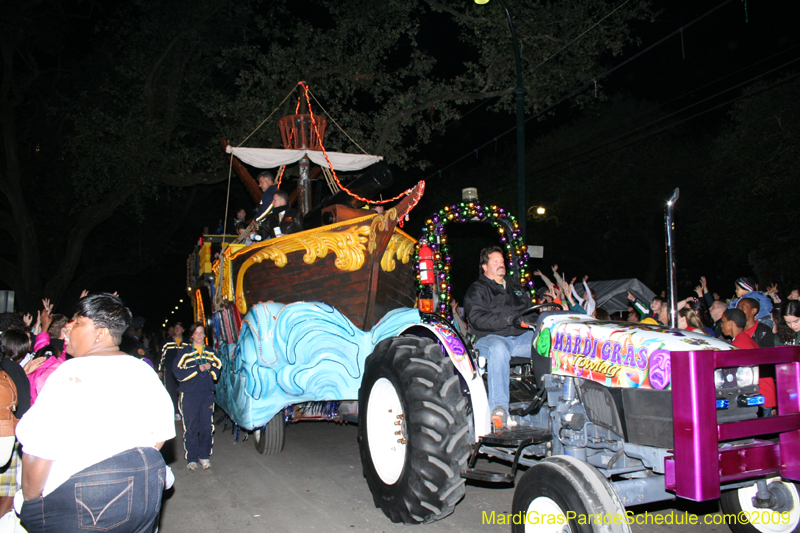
[{"xmin": 666, "ymin": 346, "xmax": 800, "ymax": 501}]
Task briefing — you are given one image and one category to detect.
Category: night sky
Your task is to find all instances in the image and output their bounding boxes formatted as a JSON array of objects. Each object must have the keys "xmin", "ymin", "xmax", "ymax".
[{"xmin": 2, "ymin": 0, "xmax": 797, "ymax": 331}]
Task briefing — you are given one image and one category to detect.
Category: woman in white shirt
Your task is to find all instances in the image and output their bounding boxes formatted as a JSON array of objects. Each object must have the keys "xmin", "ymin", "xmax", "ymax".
[{"xmin": 16, "ymin": 293, "xmax": 175, "ymax": 533}]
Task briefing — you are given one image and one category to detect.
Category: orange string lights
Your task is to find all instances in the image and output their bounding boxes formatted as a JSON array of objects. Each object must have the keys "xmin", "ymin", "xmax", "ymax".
[{"xmin": 297, "ymin": 81, "xmax": 415, "ymax": 206}]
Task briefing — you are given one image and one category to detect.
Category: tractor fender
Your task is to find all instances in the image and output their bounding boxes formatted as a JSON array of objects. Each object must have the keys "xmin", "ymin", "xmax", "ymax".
[{"xmin": 398, "ymin": 323, "xmax": 491, "ymax": 440}]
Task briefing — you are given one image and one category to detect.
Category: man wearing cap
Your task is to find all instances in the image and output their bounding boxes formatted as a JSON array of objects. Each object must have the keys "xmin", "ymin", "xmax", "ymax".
[
  {"xmin": 159, "ymin": 322, "xmax": 187, "ymax": 421},
  {"xmin": 729, "ymin": 277, "xmax": 773, "ymax": 327}
]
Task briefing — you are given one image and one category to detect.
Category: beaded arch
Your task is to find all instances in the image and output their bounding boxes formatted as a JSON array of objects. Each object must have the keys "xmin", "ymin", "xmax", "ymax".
[{"xmin": 414, "ymin": 201, "xmax": 534, "ymax": 321}]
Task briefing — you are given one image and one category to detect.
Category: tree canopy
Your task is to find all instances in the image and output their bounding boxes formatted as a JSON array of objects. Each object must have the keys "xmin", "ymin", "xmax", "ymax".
[
  {"xmin": 219, "ymin": 0, "xmax": 652, "ymax": 168},
  {"xmin": 1, "ymin": 0, "xmax": 654, "ymax": 311},
  {"xmin": 440, "ymin": 74, "xmax": 800, "ymax": 297}
]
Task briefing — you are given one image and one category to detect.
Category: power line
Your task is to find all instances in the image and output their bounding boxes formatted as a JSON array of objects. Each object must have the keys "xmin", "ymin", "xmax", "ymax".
[
  {"xmin": 421, "ymin": 0, "xmax": 737, "ymax": 181},
  {"xmin": 488, "ymin": 71, "xmax": 800, "ymax": 196},
  {"xmin": 527, "ymin": 43, "xmax": 800, "ymax": 168},
  {"xmin": 528, "ymin": 55, "xmax": 800, "ymax": 179}
]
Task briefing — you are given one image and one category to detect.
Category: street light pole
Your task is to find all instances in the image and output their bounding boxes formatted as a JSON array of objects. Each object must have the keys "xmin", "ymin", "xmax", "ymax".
[{"xmin": 476, "ymin": 0, "xmax": 527, "ymax": 243}]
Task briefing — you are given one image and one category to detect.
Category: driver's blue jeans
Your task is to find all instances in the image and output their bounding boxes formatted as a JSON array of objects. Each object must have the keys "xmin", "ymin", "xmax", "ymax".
[{"xmin": 475, "ymin": 330, "xmax": 534, "ymax": 413}]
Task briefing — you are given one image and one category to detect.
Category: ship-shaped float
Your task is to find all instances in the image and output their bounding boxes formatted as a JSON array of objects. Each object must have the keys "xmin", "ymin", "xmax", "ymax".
[{"xmin": 186, "ymin": 86, "xmax": 425, "ymax": 431}]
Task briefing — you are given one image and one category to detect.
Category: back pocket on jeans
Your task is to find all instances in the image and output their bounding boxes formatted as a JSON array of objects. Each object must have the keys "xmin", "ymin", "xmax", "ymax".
[{"xmin": 74, "ymin": 477, "xmax": 133, "ymax": 530}]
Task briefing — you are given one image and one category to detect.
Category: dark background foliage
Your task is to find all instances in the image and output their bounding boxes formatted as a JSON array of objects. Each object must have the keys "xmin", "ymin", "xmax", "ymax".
[{"xmin": 1, "ymin": 0, "xmax": 797, "ymax": 326}]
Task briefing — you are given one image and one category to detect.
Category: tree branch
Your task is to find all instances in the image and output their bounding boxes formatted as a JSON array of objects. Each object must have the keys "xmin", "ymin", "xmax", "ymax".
[
  {"xmin": 421, "ymin": 0, "xmax": 487, "ymax": 24},
  {"xmin": 67, "ymin": 188, "xmax": 201, "ymax": 296},
  {"xmin": 0, "ymin": 210, "xmax": 19, "ymax": 248},
  {"xmin": 375, "ymin": 87, "xmax": 512, "ymax": 153},
  {"xmin": 143, "ymin": 3, "xmax": 226, "ymax": 105},
  {"xmin": 43, "ymin": 183, "xmax": 138, "ymax": 302},
  {"xmin": 0, "ymin": 257, "xmax": 20, "ymax": 291},
  {"xmin": 157, "ymin": 168, "xmax": 231, "ymax": 187}
]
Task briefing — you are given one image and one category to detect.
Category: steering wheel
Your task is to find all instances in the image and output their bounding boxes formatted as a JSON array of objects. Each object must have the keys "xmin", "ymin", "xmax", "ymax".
[{"xmin": 511, "ymin": 303, "xmax": 564, "ymax": 329}]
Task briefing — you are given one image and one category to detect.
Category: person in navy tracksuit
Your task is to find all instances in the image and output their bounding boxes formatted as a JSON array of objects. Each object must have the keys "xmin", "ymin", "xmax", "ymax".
[{"xmin": 172, "ymin": 322, "xmax": 222, "ymax": 470}]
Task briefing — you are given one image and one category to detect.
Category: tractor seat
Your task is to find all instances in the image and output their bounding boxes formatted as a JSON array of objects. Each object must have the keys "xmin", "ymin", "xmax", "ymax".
[{"xmin": 510, "ymin": 356, "xmax": 532, "ymax": 367}]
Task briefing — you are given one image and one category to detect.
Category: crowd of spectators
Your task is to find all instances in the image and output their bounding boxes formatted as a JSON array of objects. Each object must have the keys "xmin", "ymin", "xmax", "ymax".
[
  {"xmin": 524, "ymin": 265, "xmax": 799, "ymax": 352},
  {"xmin": 0, "ymin": 292, "xmax": 178, "ymax": 530},
  {"xmin": 456, "ymin": 261, "xmax": 799, "ymax": 425},
  {"xmin": 537, "ymin": 267, "xmax": 799, "ymax": 418}
]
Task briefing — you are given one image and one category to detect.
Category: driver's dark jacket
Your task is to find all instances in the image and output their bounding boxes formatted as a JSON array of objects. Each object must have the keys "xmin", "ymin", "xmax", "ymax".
[{"xmin": 463, "ymin": 274, "xmax": 532, "ymax": 340}]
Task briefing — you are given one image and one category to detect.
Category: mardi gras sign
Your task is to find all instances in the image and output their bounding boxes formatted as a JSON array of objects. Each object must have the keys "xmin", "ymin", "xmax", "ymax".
[{"xmin": 534, "ymin": 315, "xmax": 732, "ymax": 390}]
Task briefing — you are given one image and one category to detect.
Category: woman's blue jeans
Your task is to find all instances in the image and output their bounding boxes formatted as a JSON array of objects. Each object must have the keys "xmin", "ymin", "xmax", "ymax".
[{"xmin": 20, "ymin": 447, "xmax": 166, "ymax": 533}]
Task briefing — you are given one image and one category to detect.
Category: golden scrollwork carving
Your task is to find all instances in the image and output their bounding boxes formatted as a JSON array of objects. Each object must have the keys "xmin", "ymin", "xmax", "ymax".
[
  {"xmin": 235, "ymin": 225, "xmax": 372, "ymax": 314},
  {"xmin": 368, "ymin": 208, "xmax": 398, "ymax": 254},
  {"xmin": 380, "ymin": 232, "xmax": 416, "ymax": 272},
  {"xmin": 213, "ymin": 245, "xmax": 245, "ymax": 306}
]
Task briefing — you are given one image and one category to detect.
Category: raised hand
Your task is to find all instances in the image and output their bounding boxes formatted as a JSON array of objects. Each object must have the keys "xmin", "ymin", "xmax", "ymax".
[
  {"xmin": 583, "ymin": 275, "xmax": 589, "ymax": 283},
  {"xmin": 80, "ymin": 290, "xmax": 89, "ymax": 299},
  {"xmin": 766, "ymin": 283, "xmax": 781, "ymax": 303},
  {"xmin": 22, "ymin": 313, "xmax": 33, "ymax": 327},
  {"xmin": 40, "ymin": 309, "xmax": 53, "ymax": 333},
  {"xmin": 766, "ymin": 283, "xmax": 778, "ymax": 295}
]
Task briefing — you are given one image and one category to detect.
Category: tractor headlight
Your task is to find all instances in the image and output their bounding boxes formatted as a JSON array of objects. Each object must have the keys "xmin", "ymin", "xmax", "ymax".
[
  {"xmin": 714, "ymin": 369, "xmax": 725, "ymax": 389},
  {"xmin": 736, "ymin": 366, "xmax": 756, "ymax": 387},
  {"xmin": 715, "ymin": 367, "xmax": 759, "ymax": 389}
]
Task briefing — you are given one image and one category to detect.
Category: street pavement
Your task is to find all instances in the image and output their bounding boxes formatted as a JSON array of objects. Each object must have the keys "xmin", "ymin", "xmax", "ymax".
[{"xmin": 158, "ymin": 412, "xmax": 732, "ymax": 532}]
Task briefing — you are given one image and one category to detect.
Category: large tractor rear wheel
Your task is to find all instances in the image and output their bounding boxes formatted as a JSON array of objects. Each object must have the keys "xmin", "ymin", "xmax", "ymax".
[{"xmin": 358, "ymin": 336, "xmax": 471, "ymax": 524}]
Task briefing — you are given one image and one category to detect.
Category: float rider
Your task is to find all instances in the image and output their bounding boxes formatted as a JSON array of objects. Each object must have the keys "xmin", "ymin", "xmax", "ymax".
[{"xmin": 254, "ymin": 171, "xmax": 278, "ymax": 222}]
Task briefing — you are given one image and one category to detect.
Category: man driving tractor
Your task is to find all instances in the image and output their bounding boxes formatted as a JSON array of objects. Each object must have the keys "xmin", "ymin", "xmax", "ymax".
[{"xmin": 463, "ymin": 246, "xmax": 535, "ymax": 428}]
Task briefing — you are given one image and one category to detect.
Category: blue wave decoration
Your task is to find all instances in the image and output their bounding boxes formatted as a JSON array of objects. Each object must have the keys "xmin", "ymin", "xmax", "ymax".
[{"xmin": 215, "ymin": 302, "xmax": 421, "ymax": 430}]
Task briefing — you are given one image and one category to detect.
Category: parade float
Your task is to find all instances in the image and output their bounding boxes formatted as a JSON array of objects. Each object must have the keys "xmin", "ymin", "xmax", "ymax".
[{"xmin": 185, "ymin": 84, "xmax": 800, "ymax": 531}]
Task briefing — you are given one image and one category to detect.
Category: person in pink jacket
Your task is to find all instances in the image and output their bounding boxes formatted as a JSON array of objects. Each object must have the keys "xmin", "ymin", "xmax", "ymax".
[{"xmin": 27, "ymin": 345, "xmax": 66, "ymax": 406}]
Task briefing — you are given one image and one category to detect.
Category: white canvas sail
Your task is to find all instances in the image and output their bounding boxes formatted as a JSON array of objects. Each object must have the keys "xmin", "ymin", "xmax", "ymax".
[{"xmin": 227, "ymin": 146, "xmax": 382, "ymax": 172}]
